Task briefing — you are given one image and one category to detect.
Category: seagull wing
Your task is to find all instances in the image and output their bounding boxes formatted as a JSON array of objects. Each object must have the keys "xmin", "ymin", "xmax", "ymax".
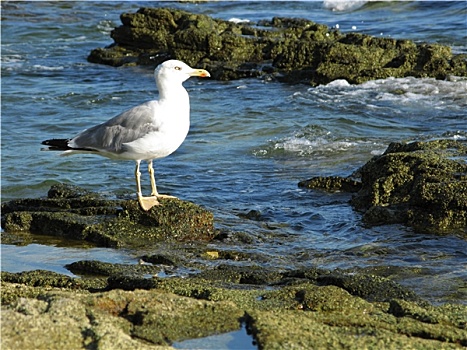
[{"xmin": 69, "ymin": 101, "xmax": 160, "ymax": 154}]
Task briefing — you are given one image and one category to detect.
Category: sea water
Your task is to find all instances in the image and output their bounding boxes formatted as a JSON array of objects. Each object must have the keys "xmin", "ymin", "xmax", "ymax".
[{"xmin": 2, "ymin": 1, "xmax": 467, "ymax": 309}]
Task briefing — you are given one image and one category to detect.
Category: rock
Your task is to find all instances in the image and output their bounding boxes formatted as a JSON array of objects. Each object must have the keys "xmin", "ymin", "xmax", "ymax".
[
  {"xmin": 65, "ymin": 260, "xmax": 163, "ymax": 277},
  {"xmin": 1, "ymin": 183, "xmax": 215, "ymax": 247},
  {"xmin": 196, "ymin": 264, "xmax": 283, "ymax": 285},
  {"xmin": 389, "ymin": 299, "xmax": 467, "ymax": 327},
  {"xmin": 300, "ymin": 139, "xmax": 467, "ymax": 236},
  {"xmin": 298, "ymin": 176, "xmax": 361, "ymax": 192},
  {"xmin": 1, "ymin": 270, "xmax": 107, "ymax": 298},
  {"xmin": 317, "ymin": 273, "xmax": 419, "ymax": 302},
  {"xmin": 1, "ymin": 264, "xmax": 422, "ymax": 304},
  {"xmin": 2, "ymin": 271, "xmax": 466, "ymax": 349},
  {"xmin": 1, "ymin": 282, "xmax": 240, "ymax": 349},
  {"xmin": 88, "ymin": 8, "xmax": 467, "ymax": 85}
]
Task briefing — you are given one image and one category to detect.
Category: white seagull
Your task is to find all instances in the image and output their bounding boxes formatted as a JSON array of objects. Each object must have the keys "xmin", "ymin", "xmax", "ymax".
[{"xmin": 42, "ymin": 59, "xmax": 210, "ymax": 211}]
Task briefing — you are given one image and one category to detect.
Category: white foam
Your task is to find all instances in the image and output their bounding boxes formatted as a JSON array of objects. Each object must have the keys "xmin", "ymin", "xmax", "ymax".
[
  {"xmin": 276, "ymin": 136, "xmax": 356, "ymax": 155},
  {"xmin": 323, "ymin": 0, "xmax": 368, "ymax": 12},
  {"xmin": 229, "ymin": 18, "xmax": 250, "ymax": 24},
  {"xmin": 452, "ymin": 134, "xmax": 467, "ymax": 141},
  {"xmin": 310, "ymin": 76, "xmax": 467, "ymax": 110},
  {"xmin": 257, "ymin": 128, "xmax": 388, "ymax": 162},
  {"xmin": 55, "ymin": 35, "xmax": 87, "ymax": 42},
  {"xmin": 1, "ymin": 54, "xmax": 24, "ymax": 64},
  {"xmin": 32, "ymin": 65, "xmax": 64, "ymax": 71},
  {"xmin": 97, "ymin": 20, "xmax": 115, "ymax": 34},
  {"xmin": 263, "ymin": 123, "xmax": 375, "ymax": 158},
  {"xmin": 326, "ymin": 79, "xmax": 351, "ymax": 88}
]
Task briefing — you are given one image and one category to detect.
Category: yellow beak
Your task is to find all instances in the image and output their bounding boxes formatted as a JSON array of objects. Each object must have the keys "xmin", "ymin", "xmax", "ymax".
[{"xmin": 190, "ymin": 69, "xmax": 211, "ymax": 78}]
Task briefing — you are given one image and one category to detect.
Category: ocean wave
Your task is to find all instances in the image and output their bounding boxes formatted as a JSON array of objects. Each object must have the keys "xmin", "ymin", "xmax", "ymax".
[
  {"xmin": 254, "ymin": 125, "xmax": 386, "ymax": 158},
  {"xmin": 275, "ymin": 136, "xmax": 357, "ymax": 155},
  {"xmin": 32, "ymin": 64, "xmax": 64, "ymax": 71},
  {"xmin": 302, "ymin": 76, "xmax": 467, "ymax": 112},
  {"xmin": 228, "ymin": 17, "xmax": 250, "ymax": 24},
  {"xmin": 323, "ymin": 0, "xmax": 368, "ymax": 12},
  {"xmin": 1, "ymin": 54, "xmax": 24, "ymax": 64},
  {"xmin": 1, "ymin": 58, "xmax": 24, "ymax": 73},
  {"xmin": 97, "ymin": 20, "xmax": 115, "ymax": 35}
]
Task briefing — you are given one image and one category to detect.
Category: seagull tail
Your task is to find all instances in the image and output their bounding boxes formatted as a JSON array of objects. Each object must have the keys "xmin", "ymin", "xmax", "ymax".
[
  {"xmin": 41, "ymin": 138, "xmax": 98, "ymax": 154},
  {"xmin": 41, "ymin": 138, "xmax": 72, "ymax": 151}
]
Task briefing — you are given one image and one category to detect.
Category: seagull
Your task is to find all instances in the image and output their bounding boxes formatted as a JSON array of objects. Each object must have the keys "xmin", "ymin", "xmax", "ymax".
[{"xmin": 42, "ymin": 59, "xmax": 210, "ymax": 211}]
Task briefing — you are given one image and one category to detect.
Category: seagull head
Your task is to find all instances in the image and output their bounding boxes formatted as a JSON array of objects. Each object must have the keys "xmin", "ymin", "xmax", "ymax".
[{"xmin": 154, "ymin": 60, "xmax": 210, "ymax": 86}]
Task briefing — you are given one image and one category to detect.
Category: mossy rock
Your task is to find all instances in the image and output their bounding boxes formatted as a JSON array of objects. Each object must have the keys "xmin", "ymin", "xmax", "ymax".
[
  {"xmin": 300, "ymin": 140, "xmax": 467, "ymax": 236},
  {"xmin": 3, "ymin": 263, "xmax": 465, "ymax": 349},
  {"xmin": 1, "ymin": 183, "xmax": 215, "ymax": 247},
  {"xmin": 88, "ymin": 7, "xmax": 467, "ymax": 85}
]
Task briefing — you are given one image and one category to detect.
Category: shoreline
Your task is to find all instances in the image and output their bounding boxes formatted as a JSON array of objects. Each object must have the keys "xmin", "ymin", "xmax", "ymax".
[{"xmin": 2, "ymin": 139, "xmax": 466, "ymax": 348}]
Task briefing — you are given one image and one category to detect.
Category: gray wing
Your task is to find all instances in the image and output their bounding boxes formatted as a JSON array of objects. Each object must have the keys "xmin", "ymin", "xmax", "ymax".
[{"xmin": 70, "ymin": 101, "xmax": 160, "ymax": 153}]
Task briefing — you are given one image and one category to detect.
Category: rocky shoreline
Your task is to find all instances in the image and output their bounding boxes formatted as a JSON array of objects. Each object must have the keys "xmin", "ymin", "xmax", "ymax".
[
  {"xmin": 2, "ymin": 139, "xmax": 466, "ymax": 348},
  {"xmin": 2, "ymin": 7, "xmax": 466, "ymax": 349},
  {"xmin": 88, "ymin": 8, "xmax": 467, "ymax": 85},
  {"xmin": 2, "ymin": 265, "xmax": 467, "ymax": 349}
]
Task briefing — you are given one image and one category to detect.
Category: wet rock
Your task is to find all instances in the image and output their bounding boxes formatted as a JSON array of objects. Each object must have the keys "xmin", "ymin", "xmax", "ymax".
[
  {"xmin": 300, "ymin": 139, "xmax": 467, "ymax": 236},
  {"xmin": 317, "ymin": 273, "xmax": 419, "ymax": 302},
  {"xmin": 238, "ymin": 209, "xmax": 263, "ymax": 221},
  {"xmin": 2, "ymin": 263, "xmax": 422, "ymax": 304},
  {"xmin": 245, "ymin": 297, "xmax": 467, "ymax": 349},
  {"xmin": 140, "ymin": 252, "xmax": 186, "ymax": 266},
  {"xmin": 88, "ymin": 8, "xmax": 467, "ymax": 85},
  {"xmin": 1, "ymin": 270, "xmax": 107, "ymax": 297},
  {"xmin": 260, "ymin": 283, "xmax": 375, "ymax": 312},
  {"xmin": 355, "ymin": 140, "xmax": 467, "ymax": 235},
  {"xmin": 65, "ymin": 260, "xmax": 163, "ymax": 277},
  {"xmin": 2, "ymin": 273, "xmax": 466, "ymax": 349},
  {"xmin": 298, "ymin": 176, "xmax": 361, "ymax": 192},
  {"xmin": 99, "ymin": 289, "xmax": 243, "ymax": 345},
  {"xmin": 1, "ymin": 283, "xmax": 241, "ymax": 350},
  {"xmin": 389, "ymin": 299, "xmax": 467, "ymax": 328},
  {"xmin": 196, "ymin": 264, "xmax": 283, "ymax": 285},
  {"xmin": 1, "ymin": 183, "xmax": 216, "ymax": 247}
]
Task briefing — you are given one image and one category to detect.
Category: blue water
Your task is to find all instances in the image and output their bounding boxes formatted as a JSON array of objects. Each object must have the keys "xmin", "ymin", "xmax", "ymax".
[{"xmin": 2, "ymin": 1, "xmax": 467, "ymax": 307}]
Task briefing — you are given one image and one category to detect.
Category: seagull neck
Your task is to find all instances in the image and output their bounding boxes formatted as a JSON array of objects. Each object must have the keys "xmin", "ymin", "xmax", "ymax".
[{"xmin": 156, "ymin": 81, "xmax": 189, "ymax": 102}]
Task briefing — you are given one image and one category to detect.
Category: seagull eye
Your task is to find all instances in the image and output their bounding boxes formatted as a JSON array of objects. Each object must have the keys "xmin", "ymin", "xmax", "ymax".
[{"xmin": 174, "ymin": 66, "xmax": 182, "ymax": 71}]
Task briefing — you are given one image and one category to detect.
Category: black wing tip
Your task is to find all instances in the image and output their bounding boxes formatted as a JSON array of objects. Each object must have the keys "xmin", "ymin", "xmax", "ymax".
[
  {"xmin": 42, "ymin": 138, "xmax": 69, "ymax": 145},
  {"xmin": 41, "ymin": 138, "xmax": 71, "ymax": 150},
  {"xmin": 41, "ymin": 138, "xmax": 98, "ymax": 153}
]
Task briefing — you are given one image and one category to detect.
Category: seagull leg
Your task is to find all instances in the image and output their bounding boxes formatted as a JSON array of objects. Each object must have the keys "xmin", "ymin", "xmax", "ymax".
[
  {"xmin": 135, "ymin": 160, "xmax": 143, "ymax": 197},
  {"xmin": 148, "ymin": 160, "xmax": 177, "ymax": 200},
  {"xmin": 135, "ymin": 160, "xmax": 159, "ymax": 211},
  {"xmin": 148, "ymin": 160, "xmax": 159, "ymax": 196}
]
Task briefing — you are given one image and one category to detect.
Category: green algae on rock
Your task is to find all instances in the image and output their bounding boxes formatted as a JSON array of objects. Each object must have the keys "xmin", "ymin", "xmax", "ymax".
[
  {"xmin": 299, "ymin": 139, "xmax": 467, "ymax": 236},
  {"xmin": 298, "ymin": 176, "xmax": 361, "ymax": 193},
  {"xmin": 2, "ymin": 269, "xmax": 466, "ymax": 349},
  {"xmin": 1, "ymin": 183, "xmax": 215, "ymax": 247},
  {"xmin": 1, "ymin": 282, "xmax": 239, "ymax": 350},
  {"xmin": 88, "ymin": 7, "xmax": 467, "ymax": 85}
]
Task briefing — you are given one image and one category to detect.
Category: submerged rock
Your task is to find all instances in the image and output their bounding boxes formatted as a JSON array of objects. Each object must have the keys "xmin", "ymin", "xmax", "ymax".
[
  {"xmin": 299, "ymin": 139, "xmax": 467, "ymax": 236},
  {"xmin": 1, "ymin": 183, "xmax": 215, "ymax": 247},
  {"xmin": 88, "ymin": 7, "xmax": 467, "ymax": 85}
]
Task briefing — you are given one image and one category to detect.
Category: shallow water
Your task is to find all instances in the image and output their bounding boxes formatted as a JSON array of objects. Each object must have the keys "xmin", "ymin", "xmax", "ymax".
[
  {"xmin": 173, "ymin": 324, "xmax": 256, "ymax": 350},
  {"xmin": 2, "ymin": 1, "xmax": 467, "ymax": 305}
]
